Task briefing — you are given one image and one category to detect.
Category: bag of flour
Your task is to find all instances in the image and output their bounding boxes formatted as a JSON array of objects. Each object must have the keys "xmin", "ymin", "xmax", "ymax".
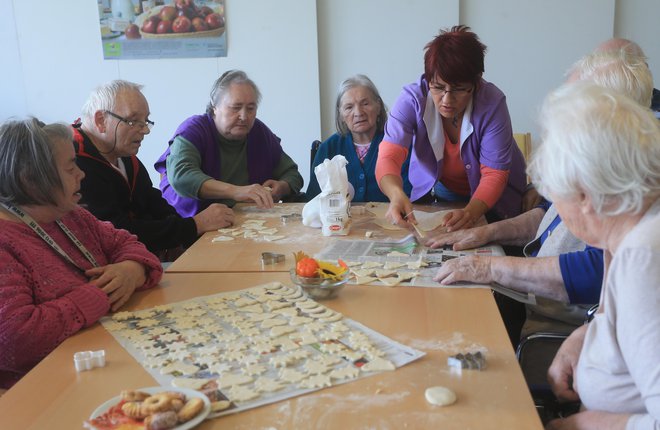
[{"xmin": 314, "ymin": 155, "xmax": 352, "ymax": 236}]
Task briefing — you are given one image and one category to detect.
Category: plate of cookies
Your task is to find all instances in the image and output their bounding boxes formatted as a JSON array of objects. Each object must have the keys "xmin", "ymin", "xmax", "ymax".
[{"xmin": 85, "ymin": 387, "xmax": 211, "ymax": 430}]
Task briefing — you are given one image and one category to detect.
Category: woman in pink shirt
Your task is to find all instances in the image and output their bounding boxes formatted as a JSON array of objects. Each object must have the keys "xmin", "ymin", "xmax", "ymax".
[{"xmin": 0, "ymin": 118, "xmax": 162, "ymax": 389}]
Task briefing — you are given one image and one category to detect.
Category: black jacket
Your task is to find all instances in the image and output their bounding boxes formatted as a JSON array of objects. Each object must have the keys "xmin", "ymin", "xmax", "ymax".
[{"xmin": 72, "ymin": 125, "xmax": 198, "ymax": 253}]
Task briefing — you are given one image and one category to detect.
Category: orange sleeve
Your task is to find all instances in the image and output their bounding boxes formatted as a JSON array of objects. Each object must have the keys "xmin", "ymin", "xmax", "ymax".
[
  {"xmin": 375, "ymin": 140, "xmax": 409, "ymax": 183},
  {"xmin": 472, "ymin": 165, "xmax": 509, "ymax": 208}
]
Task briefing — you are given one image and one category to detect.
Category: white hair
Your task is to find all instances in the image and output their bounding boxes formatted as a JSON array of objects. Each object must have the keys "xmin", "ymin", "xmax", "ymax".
[
  {"xmin": 81, "ymin": 80, "xmax": 144, "ymax": 125},
  {"xmin": 567, "ymin": 49, "xmax": 654, "ymax": 107},
  {"xmin": 529, "ymin": 82, "xmax": 660, "ymax": 216}
]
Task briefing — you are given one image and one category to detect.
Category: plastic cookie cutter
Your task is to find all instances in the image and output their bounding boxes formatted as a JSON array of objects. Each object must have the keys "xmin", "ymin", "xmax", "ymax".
[
  {"xmin": 74, "ymin": 350, "xmax": 106, "ymax": 372},
  {"xmin": 261, "ymin": 252, "xmax": 285, "ymax": 265},
  {"xmin": 447, "ymin": 351, "xmax": 487, "ymax": 370}
]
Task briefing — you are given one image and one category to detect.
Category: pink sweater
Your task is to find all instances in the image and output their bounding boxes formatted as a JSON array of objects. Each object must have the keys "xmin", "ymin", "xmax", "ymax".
[{"xmin": 0, "ymin": 207, "xmax": 163, "ymax": 388}]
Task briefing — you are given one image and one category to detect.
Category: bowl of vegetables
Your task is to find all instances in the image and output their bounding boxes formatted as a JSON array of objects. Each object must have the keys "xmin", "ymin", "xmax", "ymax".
[{"xmin": 290, "ymin": 252, "xmax": 351, "ymax": 300}]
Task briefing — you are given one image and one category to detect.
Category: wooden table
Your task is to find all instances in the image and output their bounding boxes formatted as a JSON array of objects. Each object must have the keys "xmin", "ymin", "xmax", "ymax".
[
  {"xmin": 167, "ymin": 202, "xmax": 459, "ymax": 273},
  {"xmin": 0, "ymin": 272, "xmax": 542, "ymax": 429}
]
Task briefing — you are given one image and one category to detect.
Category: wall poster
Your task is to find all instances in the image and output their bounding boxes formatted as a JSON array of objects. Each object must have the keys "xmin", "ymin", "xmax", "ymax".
[{"xmin": 97, "ymin": 0, "xmax": 226, "ymax": 59}]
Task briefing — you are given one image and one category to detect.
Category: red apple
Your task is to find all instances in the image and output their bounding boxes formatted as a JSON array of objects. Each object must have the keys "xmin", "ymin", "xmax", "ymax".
[
  {"xmin": 199, "ymin": 6, "xmax": 213, "ymax": 17},
  {"xmin": 177, "ymin": 6, "xmax": 195, "ymax": 19},
  {"xmin": 159, "ymin": 6, "xmax": 177, "ymax": 22},
  {"xmin": 141, "ymin": 16, "xmax": 160, "ymax": 33},
  {"xmin": 205, "ymin": 13, "xmax": 224, "ymax": 30},
  {"xmin": 172, "ymin": 16, "xmax": 191, "ymax": 33},
  {"xmin": 156, "ymin": 20, "xmax": 172, "ymax": 34},
  {"xmin": 125, "ymin": 24, "xmax": 141, "ymax": 39},
  {"xmin": 191, "ymin": 17, "xmax": 208, "ymax": 32}
]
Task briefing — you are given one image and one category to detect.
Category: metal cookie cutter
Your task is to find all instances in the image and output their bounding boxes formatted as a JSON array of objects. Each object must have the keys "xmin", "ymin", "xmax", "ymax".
[
  {"xmin": 261, "ymin": 252, "xmax": 285, "ymax": 265},
  {"xmin": 447, "ymin": 351, "xmax": 487, "ymax": 370},
  {"xmin": 280, "ymin": 213, "xmax": 302, "ymax": 225},
  {"xmin": 74, "ymin": 350, "xmax": 106, "ymax": 372}
]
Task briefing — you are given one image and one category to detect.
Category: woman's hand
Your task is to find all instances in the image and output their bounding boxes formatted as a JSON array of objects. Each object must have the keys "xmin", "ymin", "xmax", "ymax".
[
  {"xmin": 442, "ymin": 199, "xmax": 488, "ymax": 232},
  {"xmin": 262, "ymin": 179, "xmax": 291, "ymax": 203},
  {"xmin": 425, "ymin": 224, "xmax": 492, "ymax": 250},
  {"xmin": 433, "ymin": 255, "xmax": 493, "ymax": 285},
  {"xmin": 385, "ymin": 193, "xmax": 414, "ymax": 227},
  {"xmin": 231, "ymin": 184, "xmax": 275, "ymax": 209},
  {"xmin": 86, "ymin": 261, "xmax": 147, "ymax": 312},
  {"xmin": 193, "ymin": 203, "xmax": 234, "ymax": 234},
  {"xmin": 548, "ymin": 325, "xmax": 588, "ymax": 403}
]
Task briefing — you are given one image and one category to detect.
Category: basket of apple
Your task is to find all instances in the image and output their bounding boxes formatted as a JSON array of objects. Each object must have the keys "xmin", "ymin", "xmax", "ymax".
[
  {"xmin": 290, "ymin": 251, "xmax": 351, "ymax": 300},
  {"xmin": 127, "ymin": 0, "xmax": 225, "ymax": 39}
]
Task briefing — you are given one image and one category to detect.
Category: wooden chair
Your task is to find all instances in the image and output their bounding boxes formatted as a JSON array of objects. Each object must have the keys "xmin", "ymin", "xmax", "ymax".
[{"xmin": 513, "ymin": 132, "xmax": 532, "ymax": 162}]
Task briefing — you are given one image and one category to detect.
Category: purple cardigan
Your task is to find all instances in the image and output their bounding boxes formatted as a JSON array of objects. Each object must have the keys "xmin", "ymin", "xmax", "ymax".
[
  {"xmin": 154, "ymin": 113, "xmax": 282, "ymax": 217},
  {"xmin": 383, "ymin": 76, "xmax": 526, "ymax": 219}
]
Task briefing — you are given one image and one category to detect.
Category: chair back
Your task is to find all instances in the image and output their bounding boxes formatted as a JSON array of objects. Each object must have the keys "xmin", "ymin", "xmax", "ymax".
[{"xmin": 513, "ymin": 132, "xmax": 532, "ymax": 162}]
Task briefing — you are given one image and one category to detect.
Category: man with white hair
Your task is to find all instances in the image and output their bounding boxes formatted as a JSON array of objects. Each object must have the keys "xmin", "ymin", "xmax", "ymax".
[{"xmin": 72, "ymin": 80, "xmax": 234, "ymax": 260}]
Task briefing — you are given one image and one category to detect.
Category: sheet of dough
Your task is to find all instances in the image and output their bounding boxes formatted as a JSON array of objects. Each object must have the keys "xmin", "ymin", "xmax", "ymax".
[{"xmin": 366, "ymin": 203, "xmax": 450, "ymax": 231}]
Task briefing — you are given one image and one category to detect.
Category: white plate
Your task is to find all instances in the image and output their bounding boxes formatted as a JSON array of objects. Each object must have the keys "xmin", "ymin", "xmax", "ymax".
[{"xmin": 89, "ymin": 386, "xmax": 211, "ymax": 430}]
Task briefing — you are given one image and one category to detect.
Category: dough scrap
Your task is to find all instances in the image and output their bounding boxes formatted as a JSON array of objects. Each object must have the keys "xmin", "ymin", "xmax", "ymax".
[
  {"xmin": 360, "ymin": 357, "xmax": 396, "ymax": 372},
  {"xmin": 425, "ymin": 386, "xmax": 457, "ymax": 406},
  {"xmin": 212, "ymin": 235, "xmax": 235, "ymax": 242},
  {"xmin": 264, "ymin": 235, "xmax": 285, "ymax": 242}
]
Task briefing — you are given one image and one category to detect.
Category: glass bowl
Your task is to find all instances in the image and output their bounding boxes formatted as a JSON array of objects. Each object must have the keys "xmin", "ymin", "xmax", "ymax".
[{"xmin": 289, "ymin": 269, "xmax": 350, "ymax": 300}]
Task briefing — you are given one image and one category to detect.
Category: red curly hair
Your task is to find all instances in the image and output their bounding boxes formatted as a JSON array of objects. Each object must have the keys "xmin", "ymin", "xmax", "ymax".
[{"xmin": 424, "ymin": 25, "xmax": 487, "ymax": 87}]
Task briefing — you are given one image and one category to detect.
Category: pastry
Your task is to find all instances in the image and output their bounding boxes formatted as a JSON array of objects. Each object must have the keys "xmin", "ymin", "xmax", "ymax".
[
  {"xmin": 177, "ymin": 397, "xmax": 205, "ymax": 422},
  {"xmin": 144, "ymin": 410, "xmax": 178, "ymax": 430}
]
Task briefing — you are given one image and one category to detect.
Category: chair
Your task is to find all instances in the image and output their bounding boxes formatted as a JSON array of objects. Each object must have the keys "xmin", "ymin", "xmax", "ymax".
[
  {"xmin": 515, "ymin": 304, "xmax": 598, "ymax": 424},
  {"xmin": 310, "ymin": 139, "xmax": 321, "ymax": 173},
  {"xmin": 513, "ymin": 132, "xmax": 532, "ymax": 162}
]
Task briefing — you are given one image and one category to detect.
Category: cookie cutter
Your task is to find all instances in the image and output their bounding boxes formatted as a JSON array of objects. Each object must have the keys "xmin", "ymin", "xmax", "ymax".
[
  {"xmin": 280, "ymin": 213, "xmax": 302, "ymax": 225},
  {"xmin": 261, "ymin": 252, "xmax": 285, "ymax": 265},
  {"xmin": 74, "ymin": 350, "xmax": 106, "ymax": 372},
  {"xmin": 447, "ymin": 351, "xmax": 487, "ymax": 370}
]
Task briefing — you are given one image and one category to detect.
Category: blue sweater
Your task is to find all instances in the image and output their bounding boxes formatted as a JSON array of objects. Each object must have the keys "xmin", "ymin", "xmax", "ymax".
[{"xmin": 307, "ymin": 132, "xmax": 412, "ymax": 202}]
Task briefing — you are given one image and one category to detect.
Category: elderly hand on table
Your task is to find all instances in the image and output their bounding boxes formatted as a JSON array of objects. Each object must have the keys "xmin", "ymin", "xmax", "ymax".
[
  {"xmin": 441, "ymin": 199, "xmax": 489, "ymax": 232},
  {"xmin": 432, "ymin": 255, "xmax": 493, "ymax": 285},
  {"xmin": 86, "ymin": 261, "xmax": 148, "ymax": 311},
  {"xmin": 426, "ymin": 223, "xmax": 493, "ymax": 251},
  {"xmin": 193, "ymin": 203, "xmax": 235, "ymax": 234}
]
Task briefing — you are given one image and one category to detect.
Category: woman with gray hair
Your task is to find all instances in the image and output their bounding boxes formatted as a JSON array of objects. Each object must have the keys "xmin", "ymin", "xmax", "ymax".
[
  {"xmin": 0, "ymin": 118, "xmax": 162, "ymax": 389},
  {"xmin": 531, "ymin": 83, "xmax": 660, "ymax": 429},
  {"xmin": 306, "ymin": 74, "xmax": 412, "ymax": 202},
  {"xmin": 155, "ymin": 70, "xmax": 303, "ymax": 216}
]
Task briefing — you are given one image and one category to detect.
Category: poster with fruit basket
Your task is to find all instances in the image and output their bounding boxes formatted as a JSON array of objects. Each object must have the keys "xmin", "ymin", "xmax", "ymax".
[{"xmin": 97, "ymin": 0, "xmax": 226, "ymax": 59}]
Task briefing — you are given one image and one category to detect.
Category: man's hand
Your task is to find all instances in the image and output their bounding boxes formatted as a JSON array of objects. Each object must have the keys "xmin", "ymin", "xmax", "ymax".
[{"xmin": 86, "ymin": 261, "xmax": 147, "ymax": 312}]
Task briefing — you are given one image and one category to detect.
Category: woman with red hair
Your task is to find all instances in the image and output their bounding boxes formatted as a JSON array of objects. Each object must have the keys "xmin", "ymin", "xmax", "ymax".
[{"xmin": 376, "ymin": 26, "xmax": 527, "ymax": 231}]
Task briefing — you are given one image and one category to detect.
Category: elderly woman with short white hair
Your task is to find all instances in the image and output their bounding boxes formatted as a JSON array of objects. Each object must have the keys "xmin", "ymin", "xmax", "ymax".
[{"xmin": 531, "ymin": 83, "xmax": 660, "ymax": 429}]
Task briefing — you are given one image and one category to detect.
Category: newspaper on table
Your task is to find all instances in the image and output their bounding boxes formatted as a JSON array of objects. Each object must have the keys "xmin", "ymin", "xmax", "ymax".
[
  {"xmin": 315, "ymin": 234, "xmax": 536, "ymax": 305},
  {"xmin": 100, "ymin": 282, "xmax": 424, "ymax": 418}
]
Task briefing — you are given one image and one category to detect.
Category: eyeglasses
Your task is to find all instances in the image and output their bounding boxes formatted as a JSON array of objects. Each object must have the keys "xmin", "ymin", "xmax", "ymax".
[
  {"xmin": 105, "ymin": 111, "xmax": 154, "ymax": 130},
  {"xmin": 429, "ymin": 84, "xmax": 474, "ymax": 98}
]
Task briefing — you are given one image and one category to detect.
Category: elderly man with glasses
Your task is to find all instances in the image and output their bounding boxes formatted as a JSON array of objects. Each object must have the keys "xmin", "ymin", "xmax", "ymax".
[{"xmin": 72, "ymin": 80, "xmax": 234, "ymax": 260}]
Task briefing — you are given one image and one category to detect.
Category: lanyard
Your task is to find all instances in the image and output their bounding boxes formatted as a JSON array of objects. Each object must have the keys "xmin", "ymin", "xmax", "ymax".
[{"xmin": 1, "ymin": 202, "xmax": 99, "ymax": 272}]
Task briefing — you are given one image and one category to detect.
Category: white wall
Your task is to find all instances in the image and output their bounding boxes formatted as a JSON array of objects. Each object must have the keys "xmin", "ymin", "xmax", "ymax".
[
  {"xmin": 2, "ymin": 0, "xmax": 320, "ymax": 188},
  {"xmin": 316, "ymin": 0, "xmax": 458, "ymax": 140},
  {"xmin": 3, "ymin": 0, "xmax": 658, "ymax": 191}
]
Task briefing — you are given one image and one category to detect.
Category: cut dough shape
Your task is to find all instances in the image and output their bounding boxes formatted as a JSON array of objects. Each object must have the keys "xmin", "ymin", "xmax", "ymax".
[
  {"xmin": 272, "ymin": 307, "xmax": 299, "ymax": 317},
  {"xmin": 240, "ymin": 304, "xmax": 264, "ymax": 314},
  {"xmin": 352, "ymin": 268, "xmax": 376, "ymax": 278},
  {"xmin": 379, "ymin": 277, "xmax": 402, "ymax": 287},
  {"xmin": 383, "ymin": 261, "xmax": 407, "ymax": 270},
  {"xmin": 228, "ymin": 385, "xmax": 260, "ymax": 403},
  {"xmin": 217, "ymin": 228, "xmax": 237, "ymax": 234},
  {"xmin": 397, "ymin": 271, "xmax": 418, "ymax": 282},
  {"xmin": 260, "ymin": 228, "xmax": 279, "ymax": 235},
  {"xmin": 212, "ymin": 235, "xmax": 235, "ymax": 242},
  {"xmin": 330, "ymin": 366, "xmax": 360, "ymax": 380},
  {"xmin": 211, "ymin": 400, "xmax": 232, "ymax": 412},
  {"xmin": 279, "ymin": 368, "xmax": 306, "ymax": 383},
  {"xmin": 289, "ymin": 316, "xmax": 313, "ymax": 326},
  {"xmin": 374, "ymin": 269, "xmax": 396, "ymax": 278},
  {"xmin": 233, "ymin": 297, "xmax": 257, "ymax": 308},
  {"xmin": 320, "ymin": 313, "xmax": 343, "ymax": 323},
  {"xmin": 355, "ymin": 275, "xmax": 379, "ymax": 285},
  {"xmin": 360, "ymin": 357, "xmax": 396, "ymax": 372},
  {"xmin": 299, "ymin": 374, "xmax": 332, "ymax": 389},
  {"xmin": 218, "ymin": 373, "xmax": 254, "ymax": 389},
  {"xmin": 425, "ymin": 386, "xmax": 457, "ymax": 406},
  {"xmin": 303, "ymin": 359, "xmax": 332, "ymax": 374},
  {"xmin": 171, "ymin": 377, "xmax": 212, "ymax": 390},
  {"xmin": 254, "ymin": 377, "xmax": 286, "ymax": 393},
  {"xmin": 261, "ymin": 318, "xmax": 287, "ymax": 329},
  {"xmin": 160, "ymin": 362, "xmax": 199, "ymax": 375},
  {"xmin": 361, "ymin": 261, "xmax": 382, "ymax": 269},
  {"xmin": 270, "ymin": 325, "xmax": 297, "ymax": 337},
  {"xmin": 387, "ymin": 251, "xmax": 409, "ymax": 258},
  {"xmin": 242, "ymin": 363, "xmax": 267, "ymax": 376},
  {"xmin": 264, "ymin": 235, "xmax": 285, "ymax": 242}
]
